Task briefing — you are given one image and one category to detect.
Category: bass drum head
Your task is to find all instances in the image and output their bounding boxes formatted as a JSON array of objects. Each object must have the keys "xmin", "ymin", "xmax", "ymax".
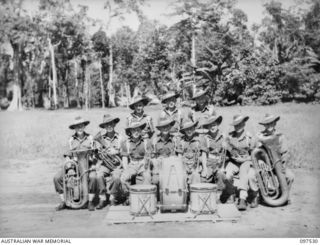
[{"xmin": 159, "ymin": 156, "xmax": 187, "ymax": 212}]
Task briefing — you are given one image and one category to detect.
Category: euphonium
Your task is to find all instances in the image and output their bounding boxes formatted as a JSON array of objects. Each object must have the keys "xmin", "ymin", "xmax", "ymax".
[
  {"xmin": 62, "ymin": 149, "xmax": 91, "ymax": 209},
  {"xmin": 251, "ymin": 134, "xmax": 289, "ymax": 207},
  {"xmin": 93, "ymin": 132, "xmax": 121, "ymax": 171}
]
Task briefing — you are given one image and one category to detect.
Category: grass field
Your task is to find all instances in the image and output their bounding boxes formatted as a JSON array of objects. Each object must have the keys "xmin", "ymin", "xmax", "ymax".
[{"xmin": 0, "ymin": 103, "xmax": 320, "ymax": 170}]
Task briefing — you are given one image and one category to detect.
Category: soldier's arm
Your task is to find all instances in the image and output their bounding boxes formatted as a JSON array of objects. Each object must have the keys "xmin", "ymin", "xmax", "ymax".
[
  {"xmin": 120, "ymin": 139, "xmax": 129, "ymax": 169},
  {"xmin": 279, "ymin": 134, "xmax": 289, "ymax": 166},
  {"xmin": 148, "ymin": 116, "xmax": 155, "ymax": 138}
]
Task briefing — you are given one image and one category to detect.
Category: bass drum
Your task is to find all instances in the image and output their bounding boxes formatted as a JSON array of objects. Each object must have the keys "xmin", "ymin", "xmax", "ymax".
[{"xmin": 159, "ymin": 156, "xmax": 188, "ymax": 212}]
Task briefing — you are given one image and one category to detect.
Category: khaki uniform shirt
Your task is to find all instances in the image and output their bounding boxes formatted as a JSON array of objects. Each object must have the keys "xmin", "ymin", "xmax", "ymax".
[
  {"xmin": 120, "ymin": 138, "xmax": 152, "ymax": 161},
  {"xmin": 225, "ymin": 130, "xmax": 253, "ymax": 163},
  {"xmin": 96, "ymin": 131, "xmax": 122, "ymax": 155},
  {"xmin": 176, "ymin": 133, "xmax": 207, "ymax": 170},
  {"xmin": 203, "ymin": 132, "xmax": 225, "ymax": 166},
  {"xmin": 68, "ymin": 132, "xmax": 93, "ymax": 151},
  {"xmin": 152, "ymin": 134, "xmax": 177, "ymax": 158}
]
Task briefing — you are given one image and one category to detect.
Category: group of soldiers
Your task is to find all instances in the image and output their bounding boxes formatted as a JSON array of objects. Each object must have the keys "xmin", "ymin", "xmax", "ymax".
[{"xmin": 53, "ymin": 89, "xmax": 294, "ymax": 212}]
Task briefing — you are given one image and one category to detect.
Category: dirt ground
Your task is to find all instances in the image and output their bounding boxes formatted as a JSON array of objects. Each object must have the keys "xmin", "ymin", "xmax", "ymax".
[{"xmin": 0, "ymin": 158, "xmax": 319, "ymax": 238}]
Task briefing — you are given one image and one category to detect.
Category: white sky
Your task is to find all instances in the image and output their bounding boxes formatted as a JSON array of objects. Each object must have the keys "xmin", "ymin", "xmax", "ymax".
[{"xmin": 23, "ymin": 0, "xmax": 308, "ymax": 34}]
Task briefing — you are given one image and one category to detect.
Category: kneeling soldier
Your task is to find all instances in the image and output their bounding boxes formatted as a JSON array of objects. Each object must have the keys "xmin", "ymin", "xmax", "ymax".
[
  {"xmin": 176, "ymin": 119, "xmax": 208, "ymax": 185},
  {"xmin": 53, "ymin": 116, "xmax": 98, "ymax": 211},
  {"xmin": 119, "ymin": 121, "xmax": 153, "ymax": 200},
  {"xmin": 219, "ymin": 115, "xmax": 259, "ymax": 211},
  {"xmin": 94, "ymin": 114, "xmax": 123, "ymax": 208},
  {"xmin": 201, "ymin": 114, "xmax": 225, "ymax": 184},
  {"xmin": 257, "ymin": 113, "xmax": 294, "ymax": 202}
]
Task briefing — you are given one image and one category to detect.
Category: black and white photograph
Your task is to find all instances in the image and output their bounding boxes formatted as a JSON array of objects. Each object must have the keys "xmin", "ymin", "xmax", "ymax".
[{"xmin": 0, "ymin": 0, "xmax": 319, "ymax": 240}]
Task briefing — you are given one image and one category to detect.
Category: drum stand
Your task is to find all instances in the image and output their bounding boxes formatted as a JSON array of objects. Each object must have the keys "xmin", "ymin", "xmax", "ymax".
[
  {"xmin": 193, "ymin": 192, "xmax": 216, "ymax": 219},
  {"xmin": 132, "ymin": 196, "xmax": 154, "ymax": 220}
]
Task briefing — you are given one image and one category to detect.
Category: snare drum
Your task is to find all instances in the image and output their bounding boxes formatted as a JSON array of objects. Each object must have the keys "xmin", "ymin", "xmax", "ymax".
[
  {"xmin": 159, "ymin": 156, "xmax": 188, "ymax": 212},
  {"xmin": 190, "ymin": 183, "xmax": 217, "ymax": 214},
  {"xmin": 129, "ymin": 184, "xmax": 157, "ymax": 216}
]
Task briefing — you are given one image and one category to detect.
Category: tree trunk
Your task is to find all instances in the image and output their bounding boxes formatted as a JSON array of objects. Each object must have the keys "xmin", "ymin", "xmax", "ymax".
[
  {"xmin": 99, "ymin": 59, "xmax": 105, "ymax": 108},
  {"xmin": 7, "ymin": 84, "xmax": 22, "ymax": 111},
  {"xmin": 74, "ymin": 59, "xmax": 81, "ymax": 109},
  {"xmin": 125, "ymin": 82, "xmax": 131, "ymax": 108},
  {"xmin": 191, "ymin": 32, "xmax": 196, "ymax": 68},
  {"xmin": 84, "ymin": 64, "xmax": 89, "ymax": 110},
  {"xmin": 63, "ymin": 68, "xmax": 69, "ymax": 108},
  {"xmin": 108, "ymin": 43, "xmax": 115, "ymax": 107},
  {"xmin": 48, "ymin": 38, "xmax": 58, "ymax": 109},
  {"xmin": 7, "ymin": 44, "xmax": 23, "ymax": 111}
]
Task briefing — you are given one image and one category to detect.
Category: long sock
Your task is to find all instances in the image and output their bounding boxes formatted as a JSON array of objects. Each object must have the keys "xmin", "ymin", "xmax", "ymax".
[
  {"xmin": 59, "ymin": 194, "xmax": 65, "ymax": 202},
  {"xmin": 239, "ymin": 190, "xmax": 248, "ymax": 200},
  {"xmin": 99, "ymin": 194, "xmax": 106, "ymax": 201},
  {"xmin": 88, "ymin": 194, "xmax": 94, "ymax": 202}
]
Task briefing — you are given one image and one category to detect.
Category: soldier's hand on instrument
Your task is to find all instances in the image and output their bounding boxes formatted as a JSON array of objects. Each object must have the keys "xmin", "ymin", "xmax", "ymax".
[{"xmin": 107, "ymin": 148, "xmax": 118, "ymax": 155}]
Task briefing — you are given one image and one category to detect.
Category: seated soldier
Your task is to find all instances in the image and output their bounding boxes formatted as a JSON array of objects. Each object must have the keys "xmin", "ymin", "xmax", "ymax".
[
  {"xmin": 94, "ymin": 114, "xmax": 123, "ymax": 208},
  {"xmin": 218, "ymin": 115, "xmax": 258, "ymax": 211},
  {"xmin": 119, "ymin": 121, "xmax": 153, "ymax": 201},
  {"xmin": 256, "ymin": 113, "xmax": 294, "ymax": 202},
  {"xmin": 127, "ymin": 95, "xmax": 154, "ymax": 139},
  {"xmin": 53, "ymin": 116, "xmax": 98, "ymax": 211},
  {"xmin": 151, "ymin": 117, "xmax": 177, "ymax": 185},
  {"xmin": 176, "ymin": 119, "xmax": 208, "ymax": 185},
  {"xmin": 201, "ymin": 114, "xmax": 225, "ymax": 184}
]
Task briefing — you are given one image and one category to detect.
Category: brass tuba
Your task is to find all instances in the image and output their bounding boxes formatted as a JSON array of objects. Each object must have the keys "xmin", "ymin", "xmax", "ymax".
[
  {"xmin": 62, "ymin": 149, "xmax": 92, "ymax": 209},
  {"xmin": 251, "ymin": 134, "xmax": 289, "ymax": 207}
]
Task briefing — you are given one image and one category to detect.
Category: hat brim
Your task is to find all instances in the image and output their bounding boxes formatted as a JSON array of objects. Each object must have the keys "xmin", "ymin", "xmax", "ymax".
[
  {"xmin": 162, "ymin": 94, "xmax": 180, "ymax": 103},
  {"xmin": 156, "ymin": 120, "xmax": 175, "ymax": 130},
  {"xmin": 99, "ymin": 118, "xmax": 120, "ymax": 128},
  {"xmin": 129, "ymin": 98, "xmax": 150, "ymax": 110},
  {"xmin": 69, "ymin": 121, "xmax": 90, "ymax": 130},
  {"xmin": 125, "ymin": 123, "xmax": 147, "ymax": 136},
  {"xmin": 259, "ymin": 116, "xmax": 280, "ymax": 125},
  {"xmin": 192, "ymin": 91, "xmax": 207, "ymax": 100},
  {"xmin": 202, "ymin": 116, "xmax": 223, "ymax": 128},
  {"xmin": 180, "ymin": 121, "xmax": 199, "ymax": 134},
  {"xmin": 230, "ymin": 116, "xmax": 249, "ymax": 126}
]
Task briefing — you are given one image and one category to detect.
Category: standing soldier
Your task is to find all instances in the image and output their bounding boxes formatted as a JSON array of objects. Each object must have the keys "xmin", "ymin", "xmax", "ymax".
[
  {"xmin": 127, "ymin": 95, "xmax": 154, "ymax": 139},
  {"xmin": 159, "ymin": 91, "xmax": 192, "ymax": 135},
  {"xmin": 151, "ymin": 117, "xmax": 177, "ymax": 185},
  {"xmin": 176, "ymin": 119, "xmax": 208, "ymax": 185},
  {"xmin": 94, "ymin": 114, "xmax": 123, "ymax": 208},
  {"xmin": 53, "ymin": 116, "xmax": 98, "ymax": 211},
  {"xmin": 201, "ymin": 114, "xmax": 225, "ymax": 184},
  {"xmin": 219, "ymin": 115, "xmax": 259, "ymax": 211},
  {"xmin": 256, "ymin": 114, "xmax": 294, "ymax": 201},
  {"xmin": 119, "ymin": 121, "xmax": 153, "ymax": 201}
]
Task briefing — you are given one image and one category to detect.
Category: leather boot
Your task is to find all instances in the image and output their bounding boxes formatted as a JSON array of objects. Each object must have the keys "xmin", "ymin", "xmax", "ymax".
[
  {"xmin": 55, "ymin": 202, "xmax": 66, "ymax": 211},
  {"xmin": 88, "ymin": 201, "xmax": 95, "ymax": 211},
  {"xmin": 238, "ymin": 199, "xmax": 247, "ymax": 211},
  {"xmin": 96, "ymin": 200, "xmax": 106, "ymax": 210}
]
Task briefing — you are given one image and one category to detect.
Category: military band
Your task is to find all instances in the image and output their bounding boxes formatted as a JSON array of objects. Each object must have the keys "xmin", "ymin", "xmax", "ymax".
[{"xmin": 53, "ymin": 90, "xmax": 294, "ymax": 212}]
